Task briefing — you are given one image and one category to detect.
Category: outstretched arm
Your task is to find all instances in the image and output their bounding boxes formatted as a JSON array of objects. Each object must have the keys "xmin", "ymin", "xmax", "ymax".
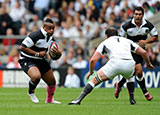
[{"xmin": 86, "ymin": 51, "xmax": 102, "ymax": 79}]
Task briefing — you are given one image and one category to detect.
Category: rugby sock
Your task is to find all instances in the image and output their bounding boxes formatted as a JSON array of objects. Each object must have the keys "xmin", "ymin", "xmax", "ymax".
[
  {"xmin": 29, "ymin": 79, "xmax": 40, "ymax": 94},
  {"xmin": 46, "ymin": 85, "xmax": 56, "ymax": 102},
  {"xmin": 127, "ymin": 82, "xmax": 135, "ymax": 99},
  {"xmin": 118, "ymin": 77, "xmax": 126, "ymax": 88},
  {"xmin": 136, "ymin": 77, "xmax": 147, "ymax": 94},
  {"xmin": 76, "ymin": 81, "xmax": 95, "ymax": 103}
]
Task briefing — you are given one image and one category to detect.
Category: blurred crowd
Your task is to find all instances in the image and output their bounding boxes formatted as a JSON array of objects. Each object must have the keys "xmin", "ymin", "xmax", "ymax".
[{"xmin": 0, "ymin": 0, "xmax": 160, "ymax": 69}]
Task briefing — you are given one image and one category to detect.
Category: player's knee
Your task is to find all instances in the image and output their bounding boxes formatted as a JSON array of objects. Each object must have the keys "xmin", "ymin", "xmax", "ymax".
[
  {"xmin": 48, "ymin": 79, "xmax": 56, "ymax": 86},
  {"xmin": 136, "ymin": 71, "xmax": 143, "ymax": 78},
  {"xmin": 31, "ymin": 74, "xmax": 41, "ymax": 82}
]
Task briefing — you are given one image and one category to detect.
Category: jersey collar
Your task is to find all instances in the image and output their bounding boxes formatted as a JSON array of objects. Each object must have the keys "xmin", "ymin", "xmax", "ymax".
[
  {"xmin": 131, "ymin": 18, "xmax": 147, "ymax": 28},
  {"xmin": 40, "ymin": 27, "xmax": 47, "ymax": 38}
]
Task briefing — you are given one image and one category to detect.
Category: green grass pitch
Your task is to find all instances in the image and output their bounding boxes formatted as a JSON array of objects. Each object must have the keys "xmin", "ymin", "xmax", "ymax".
[{"xmin": 0, "ymin": 88, "xmax": 160, "ymax": 115}]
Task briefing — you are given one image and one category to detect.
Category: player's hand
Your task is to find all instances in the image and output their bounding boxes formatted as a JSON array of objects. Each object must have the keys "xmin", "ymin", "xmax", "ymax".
[
  {"xmin": 147, "ymin": 63, "xmax": 154, "ymax": 70},
  {"xmin": 51, "ymin": 47, "xmax": 61, "ymax": 55},
  {"xmin": 86, "ymin": 72, "xmax": 94, "ymax": 80},
  {"xmin": 139, "ymin": 40, "xmax": 146, "ymax": 47},
  {"xmin": 39, "ymin": 51, "xmax": 46, "ymax": 57}
]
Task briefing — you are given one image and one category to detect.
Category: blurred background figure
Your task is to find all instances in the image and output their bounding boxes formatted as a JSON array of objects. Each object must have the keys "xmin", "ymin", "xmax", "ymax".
[
  {"xmin": 0, "ymin": 6, "xmax": 13, "ymax": 35},
  {"xmin": 72, "ymin": 55, "xmax": 87, "ymax": 69},
  {"xmin": 64, "ymin": 66, "xmax": 80, "ymax": 88},
  {"xmin": 143, "ymin": 2, "xmax": 154, "ymax": 19},
  {"xmin": 6, "ymin": 47, "xmax": 20, "ymax": 68},
  {"xmin": 28, "ymin": 14, "xmax": 43, "ymax": 32}
]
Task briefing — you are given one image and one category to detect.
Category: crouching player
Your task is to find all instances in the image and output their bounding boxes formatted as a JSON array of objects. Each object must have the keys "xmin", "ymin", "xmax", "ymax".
[{"xmin": 68, "ymin": 28, "xmax": 154, "ymax": 105}]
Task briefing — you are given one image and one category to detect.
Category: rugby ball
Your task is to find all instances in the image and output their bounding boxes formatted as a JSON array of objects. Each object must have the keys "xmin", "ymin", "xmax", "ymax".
[{"xmin": 49, "ymin": 41, "xmax": 61, "ymax": 60}]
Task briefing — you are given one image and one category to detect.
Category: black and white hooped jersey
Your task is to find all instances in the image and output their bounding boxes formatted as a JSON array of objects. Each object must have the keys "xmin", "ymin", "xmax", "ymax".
[
  {"xmin": 119, "ymin": 18, "xmax": 158, "ymax": 42},
  {"xmin": 96, "ymin": 36, "xmax": 139, "ymax": 60},
  {"xmin": 20, "ymin": 28, "xmax": 54, "ymax": 59}
]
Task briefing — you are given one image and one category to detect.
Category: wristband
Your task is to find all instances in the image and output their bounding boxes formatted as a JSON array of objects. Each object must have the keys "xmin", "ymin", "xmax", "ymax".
[
  {"xmin": 147, "ymin": 63, "xmax": 150, "ymax": 66},
  {"xmin": 35, "ymin": 52, "xmax": 39, "ymax": 57}
]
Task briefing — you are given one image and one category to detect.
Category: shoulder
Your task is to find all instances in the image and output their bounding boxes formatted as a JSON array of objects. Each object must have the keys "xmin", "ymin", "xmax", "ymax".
[
  {"xmin": 121, "ymin": 19, "xmax": 135, "ymax": 31},
  {"xmin": 28, "ymin": 30, "xmax": 44, "ymax": 40},
  {"xmin": 143, "ymin": 19, "xmax": 154, "ymax": 30}
]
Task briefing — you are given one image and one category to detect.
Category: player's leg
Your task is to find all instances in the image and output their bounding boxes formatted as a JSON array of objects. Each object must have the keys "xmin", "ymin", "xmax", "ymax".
[
  {"xmin": 19, "ymin": 59, "xmax": 41, "ymax": 103},
  {"xmin": 27, "ymin": 67, "xmax": 41, "ymax": 103},
  {"xmin": 42, "ymin": 69, "xmax": 61, "ymax": 104},
  {"xmin": 114, "ymin": 77, "xmax": 126, "ymax": 98},
  {"xmin": 135, "ymin": 64, "xmax": 153, "ymax": 101},
  {"xmin": 126, "ymin": 77, "xmax": 136, "ymax": 105},
  {"xmin": 68, "ymin": 70, "xmax": 110, "ymax": 105}
]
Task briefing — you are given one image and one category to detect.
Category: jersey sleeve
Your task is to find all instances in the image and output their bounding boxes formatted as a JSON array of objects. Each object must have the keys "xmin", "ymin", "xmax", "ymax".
[
  {"xmin": 150, "ymin": 27, "xmax": 158, "ymax": 37},
  {"xmin": 96, "ymin": 42, "xmax": 104, "ymax": 55},
  {"xmin": 130, "ymin": 40, "xmax": 139, "ymax": 53},
  {"xmin": 21, "ymin": 36, "xmax": 34, "ymax": 48},
  {"xmin": 119, "ymin": 25, "xmax": 127, "ymax": 37}
]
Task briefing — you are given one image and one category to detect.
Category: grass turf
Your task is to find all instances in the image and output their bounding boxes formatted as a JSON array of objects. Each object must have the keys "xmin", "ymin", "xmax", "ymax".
[{"xmin": 0, "ymin": 88, "xmax": 160, "ymax": 115}]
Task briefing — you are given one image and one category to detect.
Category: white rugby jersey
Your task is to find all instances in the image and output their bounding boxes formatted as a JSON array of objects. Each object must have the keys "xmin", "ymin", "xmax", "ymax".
[
  {"xmin": 96, "ymin": 36, "xmax": 139, "ymax": 60},
  {"xmin": 20, "ymin": 28, "xmax": 54, "ymax": 59},
  {"xmin": 119, "ymin": 18, "xmax": 158, "ymax": 42}
]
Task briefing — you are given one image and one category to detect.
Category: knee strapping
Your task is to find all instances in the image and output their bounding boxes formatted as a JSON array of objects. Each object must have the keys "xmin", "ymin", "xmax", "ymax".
[{"xmin": 94, "ymin": 72, "xmax": 102, "ymax": 83}]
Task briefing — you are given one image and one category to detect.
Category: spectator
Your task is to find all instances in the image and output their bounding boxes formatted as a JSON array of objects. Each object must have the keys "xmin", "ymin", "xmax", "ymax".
[
  {"xmin": 3, "ymin": 28, "xmax": 17, "ymax": 46},
  {"xmin": 98, "ymin": 17, "xmax": 107, "ymax": 37},
  {"xmin": 68, "ymin": 1, "xmax": 75, "ymax": 16},
  {"xmin": 105, "ymin": 0, "xmax": 120, "ymax": 19},
  {"xmin": 6, "ymin": 55, "xmax": 21, "ymax": 68},
  {"xmin": 45, "ymin": 9, "xmax": 59, "ymax": 23},
  {"xmin": 28, "ymin": 14, "xmax": 43, "ymax": 31},
  {"xmin": 61, "ymin": 21, "xmax": 72, "ymax": 38},
  {"xmin": 143, "ymin": 2, "xmax": 154, "ymax": 19},
  {"xmin": 64, "ymin": 65, "xmax": 80, "ymax": 88},
  {"xmin": 0, "ymin": 6, "xmax": 13, "ymax": 35},
  {"xmin": 82, "ymin": 24, "xmax": 93, "ymax": 40},
  {"xmin": 16, "ymin": 26, "xmax": 27, "ymax": 45},
  {"xmin": 66, "ymin": 47, "xmax": 76, "ymax": 65},
  {"xmin": 9, "ymin": 0, "xmax": 26, "ymax": 34},
  {"xmin": 73, "ymin": 55, "xmax": 87, "ymax": 69},
  {"xmin": 58, "ymin": 0, "xmax": 68, "ymax": 21},
  {"xmin": 78, "ymin": 2, "xmax": 86, "ymax": 22},
  {"xmin": 75, "ymin": 46, "xmax": 84, "ymax": 57},
  {"xmin": 33, "ymin": 0, "xmax": 50, "ymax": 20},
  {"xmin": 7, "ymin": 47, "xmax": 19, "ymax": 64},
  {"xmin": 119, "ymin": 0, "xmax": 133, "ymax": 17}
]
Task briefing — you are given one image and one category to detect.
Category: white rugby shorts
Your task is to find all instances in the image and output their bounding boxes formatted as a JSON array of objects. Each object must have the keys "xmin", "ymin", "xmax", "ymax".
[{"xmin": 100, "ymin": 58, "xmax": 135, "ymax": 79}]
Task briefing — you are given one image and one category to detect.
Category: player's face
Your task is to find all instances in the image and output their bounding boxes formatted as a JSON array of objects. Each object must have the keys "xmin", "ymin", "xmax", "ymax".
[
  {"xmin": 133, "ymin": 10, "xmax": 143, "ymax": 24},
  {"xmin": 44, "ymin": 23, "xmax": 55, "ymax": 36}
]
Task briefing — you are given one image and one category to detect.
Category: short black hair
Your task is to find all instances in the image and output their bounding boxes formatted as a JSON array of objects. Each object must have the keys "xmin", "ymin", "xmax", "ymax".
[
  {"xmin": 105, "ymin": 28, "xmax": 118, "ymax": 37},
  {"xmin": 44, "ymin": 18, "xmax": 54, "ymax": 24},
  {"xmin": 133, "ymin": 6, "xmax": 144, "ymax": 15}
]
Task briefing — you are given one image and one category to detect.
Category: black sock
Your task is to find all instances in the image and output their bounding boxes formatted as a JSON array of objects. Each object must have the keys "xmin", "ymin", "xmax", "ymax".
[
  {"xmin": 76, "ymin": 83, "xmax": 94, "ymax": 103},
  {"xmin": 127, "ymin": 82, "xmax": 135, "ymax": 99},
  {"xmin": 136, "ymin": 78, "xmax": 147, "ymax": 94},
  {"xmin": 118, "ymin": 77, "xmax": 126, "ymax": 88},
  {"xmin": 29, "ymin": 79, "xmax": 40, "ymax": 94}
]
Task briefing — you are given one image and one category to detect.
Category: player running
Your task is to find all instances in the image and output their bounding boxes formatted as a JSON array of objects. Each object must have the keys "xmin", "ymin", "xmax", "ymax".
[
  {"xmin": 18, "ymin": 18, "xmax": 61, "ymax": 104},
  {"xmin": 115, "ymin": 6, "xmax": 158, "ymax": 103}
]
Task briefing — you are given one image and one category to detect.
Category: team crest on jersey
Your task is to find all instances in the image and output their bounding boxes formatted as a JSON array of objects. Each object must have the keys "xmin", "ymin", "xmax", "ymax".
[
  {"xmin": 145, "ymin": 29, "xmax": 149, "ymax": 33},
  {"xmin": 127, "ymin": 28, "xmax": 134, "ymax": 34}
]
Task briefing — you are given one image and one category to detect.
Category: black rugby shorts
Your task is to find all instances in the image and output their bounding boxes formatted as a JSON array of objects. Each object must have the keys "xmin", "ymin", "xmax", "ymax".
[
  {"xmin": 18, "ymin": 58, "xmax": 51, "ymax": 75},
  {"xmin": 131, "ymin": 52, "xmax": 143, "ymax": 64}
]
